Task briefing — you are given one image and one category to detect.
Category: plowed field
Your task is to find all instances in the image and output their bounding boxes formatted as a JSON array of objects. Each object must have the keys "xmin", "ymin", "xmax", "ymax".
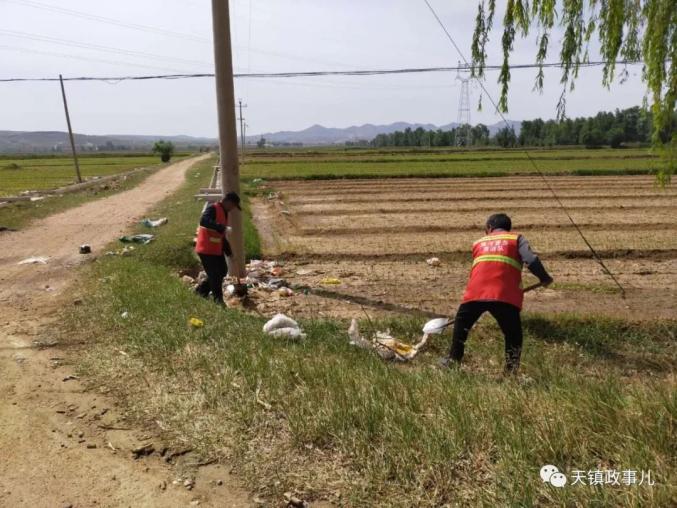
[{"xmin": 252, "ymin": 175, "xmax": 677, "ymax": 320}]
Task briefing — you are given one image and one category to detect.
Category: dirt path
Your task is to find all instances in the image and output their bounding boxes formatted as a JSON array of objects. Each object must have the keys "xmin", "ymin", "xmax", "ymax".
[{"xmin": 0, "ymin": 155, "xmax": 252, "ymax": 507}]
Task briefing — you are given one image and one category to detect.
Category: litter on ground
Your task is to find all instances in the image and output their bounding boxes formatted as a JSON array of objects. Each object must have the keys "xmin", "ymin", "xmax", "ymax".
[
  {"xmin": 320, "ymin": 277, "xmax": 341, "ymax": 285},
  {"xmin": 263, "ymin": 313, "xmax": 305, "ymax": 339},
  {"xmin": 140, "ymin": 217, "xmax": 168, "ymax": 228},
  {"xmin": 18, "ymin": 256, "xmax": 48, "ymax": 265},
  {"xmin": 422, "ymin": 317, "xmax": 452, "ymax": 334},
  {"xmin": 189, "ymin": 317, "xmax": 204, "ymax": 328},
  {"xmin": 119, "ymin": 234, "xmax": 154, "ymax": 245},
  {"xmin": 348, "ymin": 319, "xmax": 429, "ymax": 361},
  {"xmin": 426, "ymin": 257, "xmax": 441, "ymax": 267}
]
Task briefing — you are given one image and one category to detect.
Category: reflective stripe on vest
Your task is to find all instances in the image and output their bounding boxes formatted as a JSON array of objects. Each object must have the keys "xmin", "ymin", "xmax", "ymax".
[{"xmin": 472, "ymin": 254, "xmax": 522, "ymax": 271}]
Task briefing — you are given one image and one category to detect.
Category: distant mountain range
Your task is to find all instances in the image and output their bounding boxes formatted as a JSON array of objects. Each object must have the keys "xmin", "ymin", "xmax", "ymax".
[
  {"xmin": 247, "ymin": 120, "xmax": 521, "ymax": 145},
  {"xmin": 0, "ymin": 120, "xmax": 521, "ymax": 152},
  {"xmin": 0, "ymin": 130, "xmax": 216, "ymax": 154}
]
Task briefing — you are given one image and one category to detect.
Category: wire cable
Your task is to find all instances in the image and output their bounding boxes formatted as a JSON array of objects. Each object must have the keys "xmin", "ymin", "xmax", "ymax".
[
  {"xmin": 422, "ymin": 0, "xmax": 626, "ymax": 297},
  {"xmin": 0, "ymin": 60, "xmax": 642, "ymax": 83},
  {"xmin": 0, "ymin": 29, "xmax": 213, "ymax": 67},
  {"xmin": 2, "ymin": 0, "xmax": 209, "ymax": 43}
]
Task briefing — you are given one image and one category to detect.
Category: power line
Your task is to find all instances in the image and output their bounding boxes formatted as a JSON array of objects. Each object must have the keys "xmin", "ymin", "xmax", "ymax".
[
  {"xmin": 3, "ymin": 0, "xmax": 210, "ymax": 43},
  {"xmin": 0, "ymin": 60, "xmax": 643, "ymax": 83},
  {"xmin": 0, "ymin": 29, "xmax": 213, "ymax": 67},
  {"xmin": 422, "ymin": 0, "xmax": 626, "ymax": 297},
  {"xmin": 0, "ymin": 45, "xmax": 195, "ymax": 74}
]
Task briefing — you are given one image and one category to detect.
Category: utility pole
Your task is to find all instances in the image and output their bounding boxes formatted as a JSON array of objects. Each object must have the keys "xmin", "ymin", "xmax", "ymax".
[
  {"xmin": 59, "ymin": 74, "xmax": 83, "ymax": 183},
  {"xmin": 211, "ymin": 0, "xmax": 245, "ymax": 279},
  {"xmin": 237, "ymin": 99, "xmax": 247, "ymax": 161}
]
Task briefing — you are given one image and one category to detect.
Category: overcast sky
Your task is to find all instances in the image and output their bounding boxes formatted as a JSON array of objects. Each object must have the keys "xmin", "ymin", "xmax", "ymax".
[{"xmin": 0, "ymin": 0, "xmax": 647, "ymax": 137}]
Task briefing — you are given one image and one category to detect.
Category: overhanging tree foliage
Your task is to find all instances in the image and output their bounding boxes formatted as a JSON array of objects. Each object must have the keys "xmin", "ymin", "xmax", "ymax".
[{"xmin": 471, "ymin": 0, "xmax": 675, "ymax": 182}]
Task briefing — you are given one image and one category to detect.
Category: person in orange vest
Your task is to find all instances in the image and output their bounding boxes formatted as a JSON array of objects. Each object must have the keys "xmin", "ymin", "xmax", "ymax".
[
  {"xmin": 441, "ymin": 213, "xmax": 553, "ymax": 373},
  {"xmin": 195, "ymin": 192, "xmax": 241, "ymax": 303}
]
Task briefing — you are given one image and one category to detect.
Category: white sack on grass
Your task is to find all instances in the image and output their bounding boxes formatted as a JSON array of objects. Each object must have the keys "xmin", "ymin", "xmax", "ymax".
[
  {"xmin": 268, "ymin": 327, "xmax": 306, "ymax": 339},
  {"xmin": 263, "ymin": 313, "xmax": 299, "ymax": 333}
]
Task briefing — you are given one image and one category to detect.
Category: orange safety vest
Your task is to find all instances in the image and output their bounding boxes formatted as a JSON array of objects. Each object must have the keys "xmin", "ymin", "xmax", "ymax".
[
  {"xmin": 195, "ymin": 202, "xmax": 227, "ymax": 256},
  {"xmin": 462, "ymin": 231, "xmax": 524, "ymax": 309}
]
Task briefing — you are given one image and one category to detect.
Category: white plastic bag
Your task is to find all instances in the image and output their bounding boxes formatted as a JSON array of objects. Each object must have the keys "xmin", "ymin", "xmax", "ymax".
[
  {"xmin": 263, "ymin": 313, "xmax": 299, "ymax": 334},
  {"xmin": 268, "ymin": 327, "xmax": 306, "ymax": 339}
]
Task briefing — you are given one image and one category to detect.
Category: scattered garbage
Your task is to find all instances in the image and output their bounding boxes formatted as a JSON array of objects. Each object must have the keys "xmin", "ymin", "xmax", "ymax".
[
  {"xmin": 266, "ymin": 278, "xmax": 288, "ymax": 289},
  {"xmin": 121, "ymin": 311, "xmax": 129, "ymax": 319},
  {"xmin": 271, "ymin": 266, "xmax": 284, "ymax": 277},
  {"xmin": 263, "ymin": 313, "xmax": 305, "ymax": 339},
  {"xmin": 277, "ymin": 287, "xmax": 293, "ymax": 297},
  {"xmin": 189, "ymin": 317, "xmax": 204, "ymax": 328},
  {"xmin": 269, "ymin": 327, "xmax": 305, "ymax": 339},
  {"xmin": 295, "ymin": 268, "xmax": 316, "ymax": 276},
  {"xmin": 348, "ymin": 319, "xmax": 429, "ymax": 362},
  {"xmin": 18, "ymin": 256, "xmax": 48, "ymax": 265},
  {"xmin": 140, "ymin": 217, "xmax": 168, "ymax": 228},
  {"xmin": 29, "ymin": 196, "xmax": 45, "ymax": 202},
  {"xmin": 422, "ymin": 317, "xmax": 452, "ymax": 335},
  {"xmin": 79, "ymin": 244, "xmax": 91, "ymax": 254},
  {"xmin": 119, "ymin": 234, "xmax": 154, "ymax": 245},
  {"xmin": 105, "ymin": 245, "xmax": 135, "ymax": 256},
  {"xmin": 426, "ymin": 257, "xmax": 441, "ymax": 267},
  {"xmin": 320, "ymin": 277, "xmax": 341, "ymax": 285}
]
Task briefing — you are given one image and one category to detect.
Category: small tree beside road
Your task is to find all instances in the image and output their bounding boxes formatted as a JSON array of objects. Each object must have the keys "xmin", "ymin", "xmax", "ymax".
[{"xmin": 152, "ymin": 140, "xmax": 175, "ymax": 162}]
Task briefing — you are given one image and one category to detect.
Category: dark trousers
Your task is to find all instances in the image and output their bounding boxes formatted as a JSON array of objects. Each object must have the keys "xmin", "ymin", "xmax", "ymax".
[
  {"xmin": 196, "ymin": 253, "xmax": 227, "ymax": 303},
  {"xmin": 449, "ymin": 301, "xmax": 523, "ymax": 371}
]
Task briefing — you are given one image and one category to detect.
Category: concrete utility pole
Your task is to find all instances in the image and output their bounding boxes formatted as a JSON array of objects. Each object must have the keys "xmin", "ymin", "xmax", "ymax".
[
  {"xmin": 59, "ymin": 74, "xmax": 83, "ymax": 183},
  {"xmin": 237, "ymin": 99, "xmax": 247, "ymax": 161},
  {"xmin": 211, "ymin": 0, "xmax": 245, "ymax": 279}
]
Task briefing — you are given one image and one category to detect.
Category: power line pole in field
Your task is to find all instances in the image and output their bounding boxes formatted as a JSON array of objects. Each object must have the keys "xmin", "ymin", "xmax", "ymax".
[
  {"xmin": 237, "ymin": 99, "xmax": 247, "ymax": 161},
  {"xmin": 455, "ymin": 61, "xmax": 471, "ymax": 147},
  {"xmin": 211, "ymin": 0, "xmax": 245, "ymax": 279},
  {"xmin": 58, "ymin": 74, "xmax": 83, "ymax": 183}
]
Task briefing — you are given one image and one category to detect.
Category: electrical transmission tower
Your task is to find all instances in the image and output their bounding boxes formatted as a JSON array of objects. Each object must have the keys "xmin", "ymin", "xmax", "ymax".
[{"xmin": 455, "ymin": 61, "xmax": 471, "ymax": 147}]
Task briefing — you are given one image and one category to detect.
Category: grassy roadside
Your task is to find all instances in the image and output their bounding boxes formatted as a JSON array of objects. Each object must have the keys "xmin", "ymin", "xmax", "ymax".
[
  {"xmin": 63, "ymin": 161, "xmax": 676, "ymax": 506},
  {"xmin": 0, "ymin": 156, "xmax": 195, "ymax": 231}
]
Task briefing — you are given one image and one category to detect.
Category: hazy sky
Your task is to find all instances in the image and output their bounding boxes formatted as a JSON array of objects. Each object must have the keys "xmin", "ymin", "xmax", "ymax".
[{"xmin": 0, "ymin": 0, "xmax": 647, "ymax": 137}]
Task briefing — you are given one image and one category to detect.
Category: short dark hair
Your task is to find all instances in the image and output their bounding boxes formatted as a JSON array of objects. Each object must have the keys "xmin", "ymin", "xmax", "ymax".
[{"xmin": 486, "ymin": 213, "xmax": 512, "ymax": 231}]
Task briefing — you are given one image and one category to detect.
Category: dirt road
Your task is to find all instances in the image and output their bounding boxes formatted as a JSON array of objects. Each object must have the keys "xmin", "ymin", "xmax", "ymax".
[{"xmin": 0, "ymin": 155, "xmax": 251, "ymax": 507}]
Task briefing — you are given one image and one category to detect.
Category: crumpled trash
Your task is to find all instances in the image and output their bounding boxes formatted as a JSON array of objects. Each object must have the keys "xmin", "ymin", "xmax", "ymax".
[
  {"xmin": 79, "ymin": 244, "xmax": 91, "ymax": 254},
  {"xmin": 277, "ymin": 287, "xmax": 293, "ymax": 297},
  {"xmin": 320, "ymin": 277, "xmax": 341, "ymax": 285},
  {"xmin": 18, "ymin": 256, "xmax": 48, "ymax": 265},
  {"xmin": 426, "ymin": 257, "xmax": 441, "ymax": 267},
  {"xmin": 269, "ymin": 327, "xmax": 305, "ymax": 339},
  {"xmin": 263, "ymin": 313, "xmax": 305, "ymax": 339},
  {"xmin": 189, "ymin": 317, "xmax": 204, "ymax": 328},
  {"xmin": 119, "ymin": 234, "xmax": 154, "ymax": 245},
  {"xmin": 266, "ymin": 278, "xmax": 288, "ymax": 289},
  {"xmin": 347, "ymin": 319, "xmax": 429, "ymax": 361},
  {"xmin": 140, "ymin": 217, "xmax": 168, "ymax": 228}
]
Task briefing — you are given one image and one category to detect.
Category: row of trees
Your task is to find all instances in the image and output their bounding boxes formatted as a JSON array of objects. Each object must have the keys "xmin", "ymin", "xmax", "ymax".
[{"xmin": 370, "ymin": 107, "xmax": 665, "ymax": 149}]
